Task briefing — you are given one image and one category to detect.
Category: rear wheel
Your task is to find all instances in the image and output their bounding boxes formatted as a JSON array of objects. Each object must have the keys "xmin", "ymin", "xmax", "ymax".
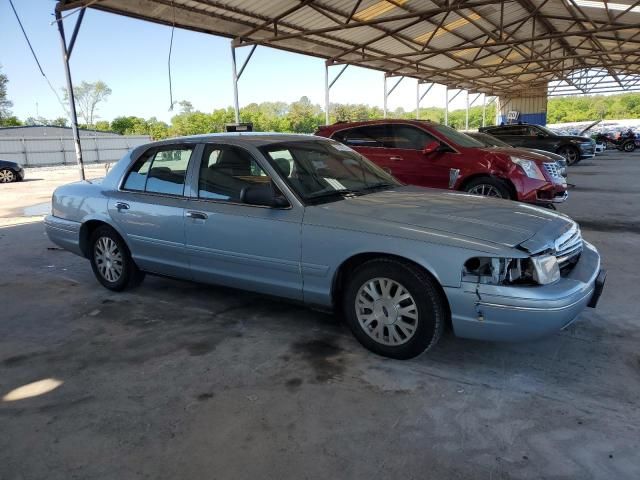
[
  {"xmin": 558, "ymin": 146, "xmax": 580, "ymax": 165},
  {"xmin": 89, "ymin": 225, "xmax": 145, "ymax": 291},
  {"xmin": 0, "ymin": 168, "xmax": 16, "ymax": 183},
  {"xmin": 623, "ymin": 141, "xmax": 636, "ymax": 152},
  {"xmin": 343, "ymin": 258, "xmax": 446, "ymax": 359},
  {"xmin": 464, "ymin": 177, "xmax": 512, "ymax": 199}
]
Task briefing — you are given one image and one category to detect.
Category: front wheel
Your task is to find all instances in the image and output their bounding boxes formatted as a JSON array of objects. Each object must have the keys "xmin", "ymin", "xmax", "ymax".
[
  {"xmin": 623, "ymin": 141, "xmax": 636, "ymax": 152},
  {"xmin": 464, "ymin": 177, "xmax": 512, "ymax": 199},
  {"xmin": 343, "ymin": 259, "xmax": 446, "ymax": 359},
  {"xmin": 89, "ymin": 225, "xmax": 145, "ymax": 291},
  {"xmin": 0, "ymin": 168, "xmax": 16, "ymax": 183},
  {"xmin": 558, "ymin": 146, "xmax": 580, "ymax": 165}
]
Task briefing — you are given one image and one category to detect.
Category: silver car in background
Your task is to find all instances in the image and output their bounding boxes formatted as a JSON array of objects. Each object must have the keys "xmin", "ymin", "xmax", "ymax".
[{"xmin": 45, "ymin": 134, "xmax": 605, "ymax": 359}]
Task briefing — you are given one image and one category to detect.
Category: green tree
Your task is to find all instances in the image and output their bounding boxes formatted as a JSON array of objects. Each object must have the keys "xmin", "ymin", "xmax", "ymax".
[
  {"xmin": 287, "ymin": 96, "xmax": 323, "ymax": 133},
  {"xmin": 50, "ymin": 117, "xmax": 69, "ymax": 127},
  {"xmin": 94, "ymin": 120, "xmax": 111, "ymax": 131},
  {"xmin": 63, "ymin": 80, "xmax": 112, "ymax": 126},
  {"xmin": 0, "ymin": 65, "xmax": 14, "ymax": 125}
]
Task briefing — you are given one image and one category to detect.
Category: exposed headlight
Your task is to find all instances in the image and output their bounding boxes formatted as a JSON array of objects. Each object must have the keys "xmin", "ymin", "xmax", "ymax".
[
  {"xmin": 510, "ymin": 156, "xmax": 545, "ymax": 180},
  {"xmin": 530, "ymin": 254, "xmax": 560, "ymax": 285},
  {"xmin": 463, "ymin": 255, "xmax": 559, "ymax": 285}
]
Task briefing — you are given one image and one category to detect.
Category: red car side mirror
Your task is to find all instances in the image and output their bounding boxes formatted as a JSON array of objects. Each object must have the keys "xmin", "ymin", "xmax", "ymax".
[{"xmin": 422, "ymin": 140, "xmax": 441, "ymax": 155}]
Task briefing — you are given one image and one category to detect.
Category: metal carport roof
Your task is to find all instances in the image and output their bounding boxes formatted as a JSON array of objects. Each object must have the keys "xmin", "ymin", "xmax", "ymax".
[{"xmin": 55, "ymin": 0, "xmax": 640, "ymax": 96}]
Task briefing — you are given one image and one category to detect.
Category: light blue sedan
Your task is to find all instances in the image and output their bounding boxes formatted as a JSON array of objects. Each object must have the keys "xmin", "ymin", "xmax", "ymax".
[{"xmin": 45, "ymin": 134, "xmax": 605, "ymax": 359}]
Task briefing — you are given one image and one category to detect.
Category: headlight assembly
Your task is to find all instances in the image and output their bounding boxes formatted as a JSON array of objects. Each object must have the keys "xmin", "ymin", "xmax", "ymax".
[
  {"xmin": 510, "ymin": 156, "xmax": 545, "ymax": 180},
  {"xmin": 463, "ymin": 255, "xmax": 560, "ymax": 286},
  {"xmin": 530, "ymin": 254, "xmax": 560, "ymax": 285}
]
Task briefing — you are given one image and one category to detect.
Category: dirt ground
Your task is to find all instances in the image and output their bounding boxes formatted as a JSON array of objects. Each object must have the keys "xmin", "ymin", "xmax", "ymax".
[{"xmin": 1, "ymin": 153, "xmax": 639, "ymax": 479}]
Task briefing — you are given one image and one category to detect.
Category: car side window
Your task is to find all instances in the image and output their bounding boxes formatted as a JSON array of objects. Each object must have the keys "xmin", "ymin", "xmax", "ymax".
[
  {"xmin": 333, "ymin": 126, "xmax": 390, "ymax": 148},
  {"xmin": 197, "ymin": 145, "xmax": 270, "ymax": 203},
  {"xmin": 123, "ymin": 146, "xmax": 193, "ymax": 195},
  {"xmin": 389, "ymin": 125, "xmax": 437, "ymax": 150}
]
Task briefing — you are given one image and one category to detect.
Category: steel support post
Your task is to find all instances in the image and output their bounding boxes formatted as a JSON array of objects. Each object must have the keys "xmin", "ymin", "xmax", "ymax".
[
  {"xmin": 230, "ymin": 42, "xmax": 257, "ymax": 124},
  {"xmin": 384, "ymin": 75, "xmax": 404, "ymax": 118},
  {"xmin": 383, "ymin": 75, "xmax": 388, "ymax": 118},
  {"xmin": 444, "ymin": 87, "xmax": 449, "ymax": 126},
  {"xmin": 482, "ymin": 94, "xmax": 486, "ymax": 127},
  {"xmin": 324, "ymin": 63, "xmax": 330, "ymax": 125},
  {"xmin": 55, "ymin": 8, "xmax": 85, "ymax": 180},
  {"xmin": 324, "ymin": 63, "xmax": 348, "ymax": 125},
  {"xmin": 416, "ymin": 81, "xmax": 434, "ymax": 120},
  {"xmin": 465, "ymin": 90, "xmax": 469, "ymax": 130}
]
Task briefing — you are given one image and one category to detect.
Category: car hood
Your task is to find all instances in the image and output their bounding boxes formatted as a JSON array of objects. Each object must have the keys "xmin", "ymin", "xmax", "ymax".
[
  {"xmin": 321, "ymin": 186, "xmax": 574, "ymax": 250},
  {"xmin": 561, "ymin": 135, "xmax": 592, "ymax": 142}
]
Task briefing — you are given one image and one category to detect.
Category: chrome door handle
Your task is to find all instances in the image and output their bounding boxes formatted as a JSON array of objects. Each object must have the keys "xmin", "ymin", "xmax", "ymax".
[
  {"xmin": 389, "ymin": 156, "xmax": 403, "ymax": 161},
  {"xmin": 186, "ymin": 211, "xmax": 208, "ymax": 220},
  {"xmin": 115, "ymin": 202, "xmax": 130, "ymax": 211}
]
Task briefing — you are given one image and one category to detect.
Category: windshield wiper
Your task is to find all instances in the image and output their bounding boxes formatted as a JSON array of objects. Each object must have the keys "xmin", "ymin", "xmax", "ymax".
[
  {"xmin": 307, "ymin": 189, "xmax": 358, "ymax": 201},
  {"xmin": 357, "ymin": 182, "xmax": 396, "ymax": 193}
]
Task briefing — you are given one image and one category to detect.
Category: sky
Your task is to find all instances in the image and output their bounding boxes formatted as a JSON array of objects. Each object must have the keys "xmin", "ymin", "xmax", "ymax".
[{"xmin": 0, "ymin": 0, "xmax": 474, "ymax": 124}]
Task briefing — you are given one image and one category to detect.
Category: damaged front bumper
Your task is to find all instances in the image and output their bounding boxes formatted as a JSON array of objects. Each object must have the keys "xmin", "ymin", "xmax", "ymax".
[{"xmin": 445, "ymin": 241, "xmax": 604, "ymax": 342}]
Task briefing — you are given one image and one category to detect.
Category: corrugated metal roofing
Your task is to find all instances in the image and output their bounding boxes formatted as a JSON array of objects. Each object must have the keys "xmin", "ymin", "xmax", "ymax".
[{"xmin": 56, "ymin": 0, "xmax": 640, "ymax": 96}]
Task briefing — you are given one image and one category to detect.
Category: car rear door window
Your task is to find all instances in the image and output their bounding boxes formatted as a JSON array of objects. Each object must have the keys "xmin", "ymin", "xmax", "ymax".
[
  {"xmin": 198, "ymin": 145, "xmax": 270, "ymax": 202},
  {"xmin": 333, "ymin": 126, "xmax": 391, "ymax": 148},
  {"xmin": 123, "ymin": 146, "xmax": 194, "ymax": 195}
]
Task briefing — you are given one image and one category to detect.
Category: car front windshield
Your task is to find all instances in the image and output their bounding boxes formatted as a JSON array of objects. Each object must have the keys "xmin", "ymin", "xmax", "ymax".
[
  {"xmin": 429, "ymin": 123, "xmax": 485, "ymax": 148},
  {"xmin": 536, "ymin": 125, "xmax": 557, "ymax": 136},
  {"xmin": 260, "ymin": 139, "xmax": 401, "ymax": 203}
]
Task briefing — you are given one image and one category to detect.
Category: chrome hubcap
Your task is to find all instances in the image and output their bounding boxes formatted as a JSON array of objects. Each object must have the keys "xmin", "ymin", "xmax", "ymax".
[
  {"xmin": 468, "ymin": 184, "xmax": 503, "ymax": 198},
  {"xmin": 355, "ymin": 277, "xmax": 418, "ymax": 346},
  {"xmin": 0, "ymin": 169, "xmax": 15, "ymax": 183},
  {"xmin": 94, "ymin": 237, "xmax": 123, "ymax": 282}
]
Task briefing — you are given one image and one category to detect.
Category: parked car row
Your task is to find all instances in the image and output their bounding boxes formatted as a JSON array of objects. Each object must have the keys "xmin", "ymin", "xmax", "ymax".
[
  {"xmin": 478, "ymin": 123, "xmax": 596, "ymax": 165},
  {"xmin": 315, "ymin": 120, "xmax": 568, "ymax": 207},
  {"xmin": 45, "ymin": 131, "xmax": 606, "ymax": 360}
]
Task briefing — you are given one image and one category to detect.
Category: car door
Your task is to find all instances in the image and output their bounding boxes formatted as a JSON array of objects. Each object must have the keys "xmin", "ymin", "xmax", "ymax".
[
  {"xmin": 386, "ymin": 124, "xmax": 453, "ymax": 189},
  {"xmin": 333, "ymin": 125, "xmax": 397, "ymax": 173},
  {"xmin": 522, "ymin": 125, "xmax": 551, "ymax": 150},
  {"xmin": 500, "ymin": 125, "xmax": 530, "ymax": 147},
  {"xmin": 184, "ymin": 143, "xmax": 303, "ymax": 300},
  {"xmin": 108, "ymin": 144, "xmax": 196, "ymax": 279}
]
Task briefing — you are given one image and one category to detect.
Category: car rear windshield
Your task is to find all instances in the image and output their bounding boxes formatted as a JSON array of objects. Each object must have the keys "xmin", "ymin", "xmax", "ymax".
[
  {"xmin": 259, "ymin": 140, "xmax": 401, "ymax": 203},
  {"xmin": 429, "ymin": 124, "xmax": 485, "ymax": 148}
]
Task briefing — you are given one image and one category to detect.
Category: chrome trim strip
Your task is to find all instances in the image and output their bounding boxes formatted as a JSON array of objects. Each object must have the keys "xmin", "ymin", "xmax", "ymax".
[{"xmin": 476, "ymin": 289, "xmax": 593, "ymax": 312}]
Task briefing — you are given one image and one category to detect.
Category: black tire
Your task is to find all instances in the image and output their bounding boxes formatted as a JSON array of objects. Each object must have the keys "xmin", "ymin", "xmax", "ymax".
[
  {"xmin": 0, "ymin": 168, "xmax": 17, "ymax": 183},
  {"xmin": 89, "ymin": 225, "xmax": 145, "ymax": 291},
  {"xmin": 463, "ymin": 176, "xmax": 513, "ymax": 200},
  {"xmin": 342, "ymin": 258, "xmax": 446, "ymax": 360},
  {"xmin": 623, "ymin": 141, "xmax": 636, "ymax": 152},
  {"xmin": 558, "ymin": 146, "xmax": 580, "ymax": 165}
]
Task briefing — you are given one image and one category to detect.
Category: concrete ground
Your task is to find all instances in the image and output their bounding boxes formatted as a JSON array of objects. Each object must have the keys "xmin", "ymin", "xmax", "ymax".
[{"xmin": 1, "ymin": 153, "xmax": 639, "ymax": 479}]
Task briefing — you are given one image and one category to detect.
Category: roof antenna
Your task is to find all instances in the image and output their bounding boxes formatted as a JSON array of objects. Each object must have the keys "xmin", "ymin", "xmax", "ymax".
[{"xmin": 168, "ymin": 0, "xmax": 176, "ymax": 111}]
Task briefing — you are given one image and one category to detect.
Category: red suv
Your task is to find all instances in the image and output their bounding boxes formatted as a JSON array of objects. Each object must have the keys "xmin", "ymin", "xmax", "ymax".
[{"xmin": 315, "ymin": 120, "xmax": 567, "ymax": 206}]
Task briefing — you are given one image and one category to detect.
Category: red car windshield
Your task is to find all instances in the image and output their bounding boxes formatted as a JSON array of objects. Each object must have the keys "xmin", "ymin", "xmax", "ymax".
[{"xmin": 428, "ymin": 123, "xmax": 485, "ymax": 148}]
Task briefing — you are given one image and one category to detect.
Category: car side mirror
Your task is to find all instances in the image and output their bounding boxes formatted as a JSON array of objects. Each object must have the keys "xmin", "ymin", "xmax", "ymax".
[
  {"xmin": 537, "ymin": 132, "xmax": 546, "ymax": 138},
  {"xmin": 240, "ymin": 183, "xmax": 289, "ymax": 208},
  {"xmin": 422, "ymin": 140, "xmax": 441, "ymax": 155}
]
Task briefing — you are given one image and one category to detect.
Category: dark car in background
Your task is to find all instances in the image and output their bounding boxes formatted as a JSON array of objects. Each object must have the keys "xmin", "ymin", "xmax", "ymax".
[
  {"xmin": 479, "ymin": 123, "xmax": 595, "ymax": 165},
  {"xmin": 466, "ymin": 131, "xmax": 567, "ymax": 178},
  {"xmin": 316, "ymin": 120, "xmax": 567, "ymax": 206},
  {"xmin": 0, "ymin": 160, "xmax": 25, "ymax": 183}
]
